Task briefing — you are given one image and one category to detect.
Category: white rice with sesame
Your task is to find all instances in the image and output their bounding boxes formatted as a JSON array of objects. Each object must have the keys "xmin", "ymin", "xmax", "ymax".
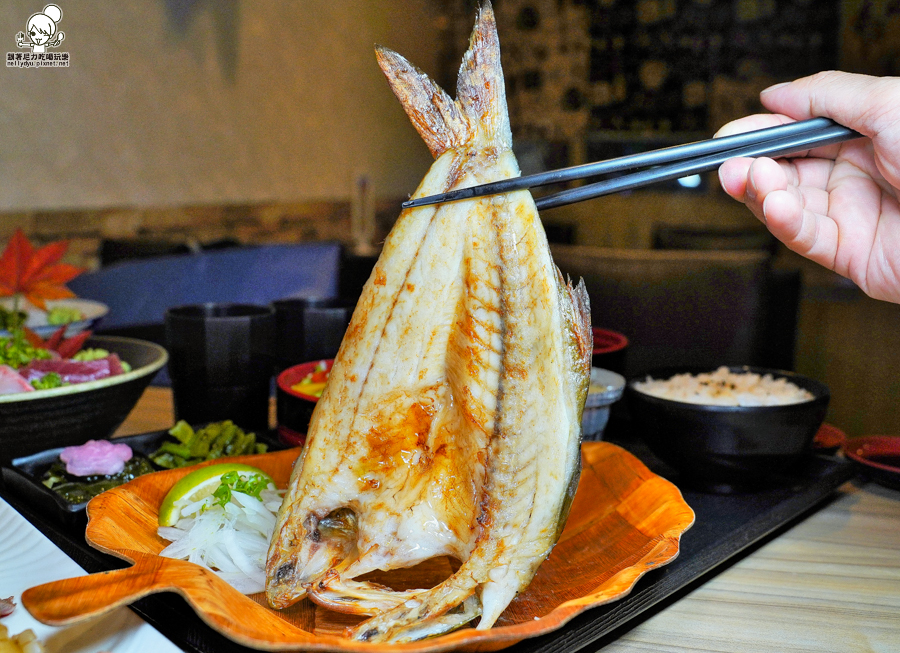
[{"xmin": 633, "ymin": 366, "xmax": 815, "ymax": 406}]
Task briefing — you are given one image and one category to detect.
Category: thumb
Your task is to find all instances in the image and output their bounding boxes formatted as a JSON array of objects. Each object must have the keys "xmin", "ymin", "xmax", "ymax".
[{"xmin": 759, "ymin": 71, "xmax": 894, "ymax": 140}]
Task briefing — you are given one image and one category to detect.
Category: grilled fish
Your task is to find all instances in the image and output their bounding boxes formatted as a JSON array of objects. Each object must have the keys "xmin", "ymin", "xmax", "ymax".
[{"xmin": 266, "ymin": 2, "xmax": 591, "ymax": 642}]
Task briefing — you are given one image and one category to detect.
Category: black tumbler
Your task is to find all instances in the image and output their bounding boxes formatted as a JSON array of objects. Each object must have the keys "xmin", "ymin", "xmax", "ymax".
[
  {"xmin": 272, "ymin": 297, "xmax": 354, "ymax": 372},
  {"xmin": 165, "ymin": 303, "xmax": 276, "ymax": 433}
]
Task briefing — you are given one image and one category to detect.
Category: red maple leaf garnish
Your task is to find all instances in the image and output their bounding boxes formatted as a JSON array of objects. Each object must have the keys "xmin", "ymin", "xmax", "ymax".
[{"xmin": 0, "ymin": 229, "xmax": 85, "ymax": 311}]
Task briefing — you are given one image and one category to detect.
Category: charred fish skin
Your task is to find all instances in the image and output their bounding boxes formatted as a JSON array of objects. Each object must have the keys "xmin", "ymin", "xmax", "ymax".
[{"xmin": 265, "ymin": 0, "xmax": 591, "ymax": 640}]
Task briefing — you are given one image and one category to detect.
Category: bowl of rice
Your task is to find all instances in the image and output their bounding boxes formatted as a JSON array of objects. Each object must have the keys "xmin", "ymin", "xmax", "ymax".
[{"xmin": 625, "ymin": 366, "xmax": 829, "ymax": 492}]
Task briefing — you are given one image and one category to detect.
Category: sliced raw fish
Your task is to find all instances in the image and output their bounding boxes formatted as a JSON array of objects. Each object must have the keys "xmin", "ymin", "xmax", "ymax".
[
  {"xmin": 19, "ymin": 354, "xmax": 125, "ymax": 384},
  {"xmin": 0, "ymin": 365, "xmax": 34, "ymax": 394}
]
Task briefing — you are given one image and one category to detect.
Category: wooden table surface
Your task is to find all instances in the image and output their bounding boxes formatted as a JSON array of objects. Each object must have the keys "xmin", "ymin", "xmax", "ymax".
[{"xmin": 115, "ymin": 387, "xmax": 900, "ymax": 653}]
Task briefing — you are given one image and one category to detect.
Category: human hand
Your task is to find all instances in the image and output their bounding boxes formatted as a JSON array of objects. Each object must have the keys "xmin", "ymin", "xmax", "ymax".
[{"xmin": 717, "ymin": 71, "xmax": 900, "ymax": 303}]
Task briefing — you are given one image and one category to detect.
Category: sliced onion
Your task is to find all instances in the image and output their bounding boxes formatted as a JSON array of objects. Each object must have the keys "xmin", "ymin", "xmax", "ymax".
[{"xmin": 158, "ymin": 483, "xmax": 285, "ymax": 594}]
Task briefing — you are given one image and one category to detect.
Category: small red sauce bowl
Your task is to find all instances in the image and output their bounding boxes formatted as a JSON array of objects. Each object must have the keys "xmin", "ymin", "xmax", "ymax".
[
  {"xmin": 591, "ymin": 328, "xmax": 629, "ymax": 375},
  {"xmin": 275, "ymin": 359, "xmax": 333, "ymax": 447},
  {"xmin": 842, "ymin": 435, "xmax": 900, "ymax": 490}
]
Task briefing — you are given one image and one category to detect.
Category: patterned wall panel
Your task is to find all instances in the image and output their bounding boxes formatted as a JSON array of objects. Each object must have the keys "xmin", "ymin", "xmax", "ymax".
[{"xmin": 437, "ymin": 0, "xmax": 840, "ymax": 143}]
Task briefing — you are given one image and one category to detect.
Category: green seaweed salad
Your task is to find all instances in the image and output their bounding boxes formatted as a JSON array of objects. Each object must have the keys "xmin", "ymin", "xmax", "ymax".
[{"xmin": 42, "ymin": 456, "xmax": 157, "ymax": 504}]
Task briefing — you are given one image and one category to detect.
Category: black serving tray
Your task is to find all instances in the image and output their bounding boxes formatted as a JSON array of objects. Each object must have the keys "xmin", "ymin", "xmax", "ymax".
[
  {"xmin": 509, "ymin": 427, "xmax": 860, "ymax": 653},
  {"xmin": 1, "ymin": 427, "xmax": 287, "ymax": 528},
  {"xmin": 0, "ymin": 425, "xmax": 859, "ymax": 653}
]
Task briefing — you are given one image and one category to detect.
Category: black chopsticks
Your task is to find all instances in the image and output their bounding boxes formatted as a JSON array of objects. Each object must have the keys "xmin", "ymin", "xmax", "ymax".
[{"xmin": 400, "ymin": 118, "xmax": 863, "ymax": 212}]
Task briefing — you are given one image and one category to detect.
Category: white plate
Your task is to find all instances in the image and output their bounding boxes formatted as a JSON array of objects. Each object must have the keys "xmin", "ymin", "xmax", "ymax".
[
  {"xmin": 0, "ymin": 299, "xmax": 108, "ymax": 338},
  {"xmin": 0, "ymin": 497, "xmax": 183, "ymax": 653}
]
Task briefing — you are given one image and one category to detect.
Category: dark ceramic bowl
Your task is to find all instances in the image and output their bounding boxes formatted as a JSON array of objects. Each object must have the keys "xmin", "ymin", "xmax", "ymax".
[
  {"xmin": 276, "ymin": 359, "xmax": 333, "ymax": 447},
  {"xmin": 625, "ymin": 366, "xmax": 829, "ymax": 492},
  {"xmin": 0, "ymin": 336, "xmax": 168, "ymax": 467}
]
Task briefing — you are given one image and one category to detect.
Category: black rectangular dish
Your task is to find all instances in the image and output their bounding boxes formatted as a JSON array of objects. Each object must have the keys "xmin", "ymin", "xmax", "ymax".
[
  {"xmin": 1, "ymin": 427, "xmax": 287, "ymax": 527},
  {"xmin": 0, "ymin": 426, "xmax": 859, "ymax": 653}
]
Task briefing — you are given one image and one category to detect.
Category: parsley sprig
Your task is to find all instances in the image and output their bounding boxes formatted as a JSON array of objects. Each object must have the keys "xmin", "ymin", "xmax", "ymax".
[{"xmin": 211, "ymin": 471, "xmax": 270, "ymax": 508}]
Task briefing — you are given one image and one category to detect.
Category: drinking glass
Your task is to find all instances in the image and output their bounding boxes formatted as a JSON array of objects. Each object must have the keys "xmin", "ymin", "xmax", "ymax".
[{"xmin": 165, "ymin": 303, "xmax": 275, "ymax": 433}]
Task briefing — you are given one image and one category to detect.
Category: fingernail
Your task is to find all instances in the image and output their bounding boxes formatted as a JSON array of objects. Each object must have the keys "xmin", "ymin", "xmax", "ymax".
[
  {"xmin": 746, "ymin": 176, "xmax": 757, "ymax": 202},
  {"xmin": 761, "ymin": 81, "xmax": 790, "ymax": 95}
]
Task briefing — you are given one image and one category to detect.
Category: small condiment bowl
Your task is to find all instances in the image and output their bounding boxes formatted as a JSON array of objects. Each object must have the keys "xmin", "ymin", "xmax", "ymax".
[
  {"xmin": 625, "ymin": 366, "xmax": 829, "ymax": 493},
  {"xmin": 842, "ymin": 435, "xmax": 900, "ymax": 491},
  {"xmin": 275, "ymin": 359, "xmax": 333, "ymax": 447},
  {"xmin": 582, "ymin": 367, "xmax": 625, "ymax": 441},
  {"xmin": 591, "ymin": 328, "xmax": 628, "ymax": 375}
]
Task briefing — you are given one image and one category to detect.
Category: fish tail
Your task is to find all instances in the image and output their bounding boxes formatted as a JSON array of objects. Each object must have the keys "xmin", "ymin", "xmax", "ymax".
[
  {"xmin": 374, "ymin": 46, "xmax": 465, "ymax": 158},
  {"xmin": 454, "ymin": 1, "xmax": 511, "ymax": 150},
  {"xmin": 375, "ymin": 1, "xmax": 510, "ymax": 158}
]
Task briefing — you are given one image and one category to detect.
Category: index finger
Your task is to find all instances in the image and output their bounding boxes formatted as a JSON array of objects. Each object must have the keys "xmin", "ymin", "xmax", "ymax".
[
  {"xmin": 714, "ymin": 112, "xmax": 847, "ymax": 162},
  {"xmin": 714, "ymin": 113, "xmax": 796, "ymax": 138},
  {"xmin": 760, "ymin": 72, "xmax": 894, "ymax": 139}
]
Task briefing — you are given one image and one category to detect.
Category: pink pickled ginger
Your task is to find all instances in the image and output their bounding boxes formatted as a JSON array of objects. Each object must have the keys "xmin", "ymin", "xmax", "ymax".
[{"xmin": 60, "ymin": 439, "xmax": 133, "ymax": 476}]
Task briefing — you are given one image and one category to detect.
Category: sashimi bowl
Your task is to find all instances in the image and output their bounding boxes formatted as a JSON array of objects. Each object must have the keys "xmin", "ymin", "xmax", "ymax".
[{"xmin": 0, "ymin": 336, "xmax": 168, "ymax": 466}]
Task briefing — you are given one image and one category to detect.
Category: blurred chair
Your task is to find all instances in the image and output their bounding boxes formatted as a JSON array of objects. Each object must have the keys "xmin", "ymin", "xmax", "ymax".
[
  {"xmin": 338, "ymin": 250, "xmax": 380, "ymax": 305},
  {"xmin": 542, "ymin": 221, "xmax": 577, "ymax": 245},
  {"xmin": 70, "ymin": 243, "xmax": 343, "ymax": 384},
  {"xmin": 99, "ymin": 238, "xmax": 192, "ymax": 265},
  {"xmin": 73, "ymin": 243, "xmax": 343, "ymax": 334},
  {"xmin": 652, "ymin": 223, "xmax": 778, "ymax": 254},
  {"xmin": 99, "ymin": 237, "xmax": 242, "ymax": 267},
  {"xmin": 550, "ymin": 246, "xmax": 774, "ymax": 377},
  {"xmin": 651, "ymin": 223, "xmax": 800, "ymax": 371}
]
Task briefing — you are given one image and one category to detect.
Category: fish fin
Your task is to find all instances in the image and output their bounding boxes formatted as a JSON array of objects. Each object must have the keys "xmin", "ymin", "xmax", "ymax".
[
  {"xmin": 375, "ymin": 1, "xmax": 510, "ymax": 158},
  {"xmin": 570, "ymin": 276, "xmax": 593, "ymax": 372},
  {"xmin": 347, "ymin": 576, "xmax": 481, "ymax": 643},
  {"xmin": 558, "ymin": 270, "xmax": 593, "ymax": 375},
  {"xmin": 307, "ymin": 574, "xmax": 422, "ymax": 616}
]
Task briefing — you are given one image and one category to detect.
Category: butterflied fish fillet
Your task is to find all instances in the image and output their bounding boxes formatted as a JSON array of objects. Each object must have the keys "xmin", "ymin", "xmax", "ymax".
[{"xmin": 266, "ymin": 2, "xmax": 591, "ymax": 642}]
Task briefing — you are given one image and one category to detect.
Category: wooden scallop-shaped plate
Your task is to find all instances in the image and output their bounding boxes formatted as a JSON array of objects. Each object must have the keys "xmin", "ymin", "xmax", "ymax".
[{"xmin": 22, "ymin": 442, "xmax": 694, "ymax": 652}]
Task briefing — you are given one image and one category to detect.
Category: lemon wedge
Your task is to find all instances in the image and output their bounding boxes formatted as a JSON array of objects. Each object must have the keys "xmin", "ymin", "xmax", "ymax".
[{"xmin": 158, "ymin": 463, "xmax": 272, "ymax": 527}]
